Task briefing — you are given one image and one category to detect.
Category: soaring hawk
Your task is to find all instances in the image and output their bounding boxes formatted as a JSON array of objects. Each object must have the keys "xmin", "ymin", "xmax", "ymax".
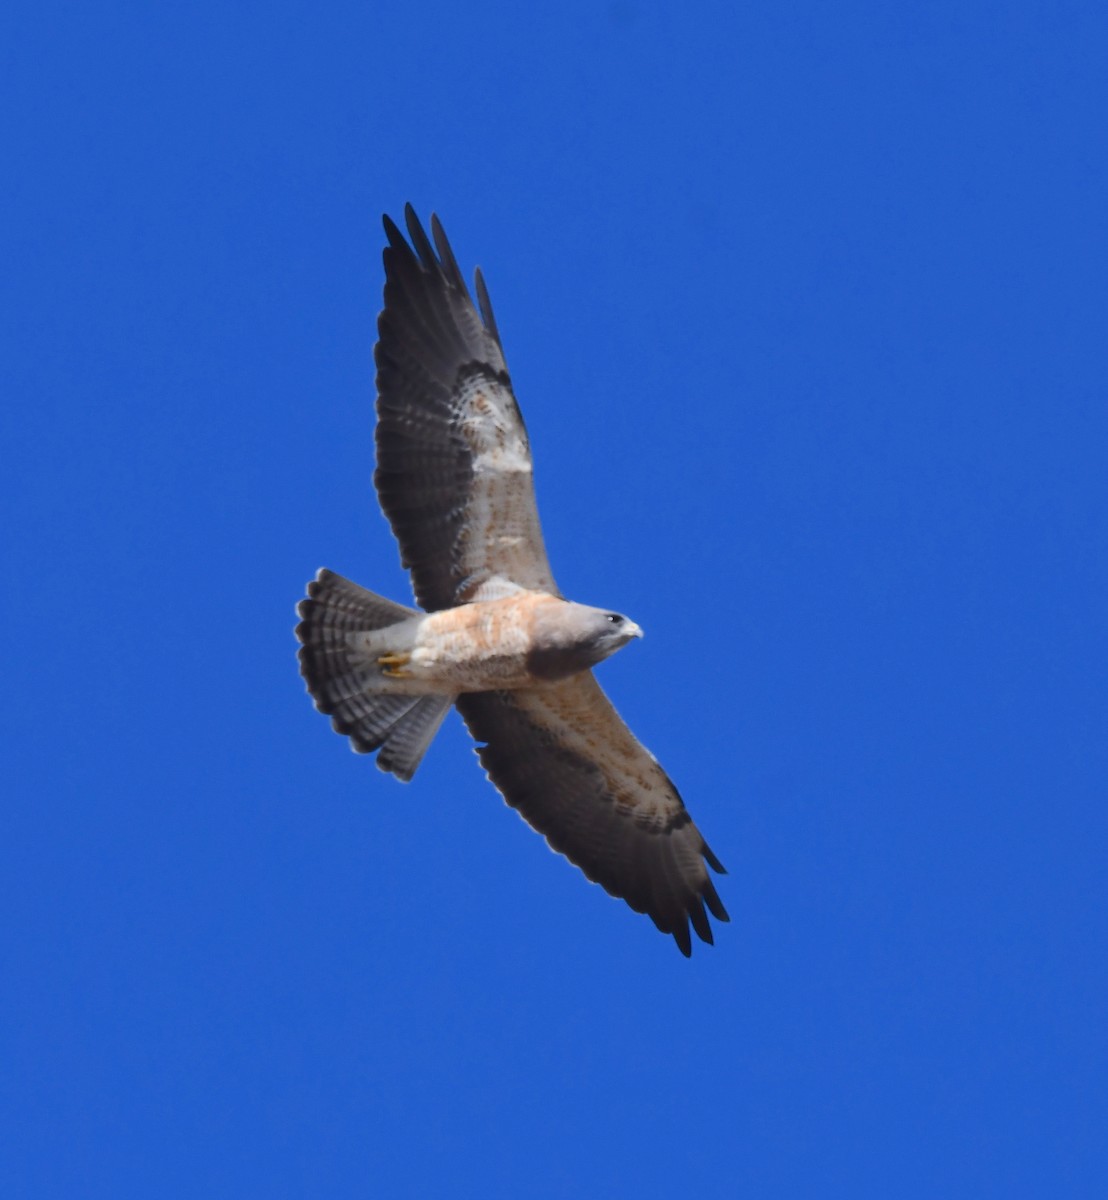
[{"xmin": 297, "ymin": 207, "xmax": 727, "ymax": 955}]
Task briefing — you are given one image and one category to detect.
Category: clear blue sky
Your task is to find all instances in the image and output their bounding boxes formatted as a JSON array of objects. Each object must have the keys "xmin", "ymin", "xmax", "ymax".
[{"xmin": 3, "ymin": 2, "xmax": 1106, "ymax": 1195}]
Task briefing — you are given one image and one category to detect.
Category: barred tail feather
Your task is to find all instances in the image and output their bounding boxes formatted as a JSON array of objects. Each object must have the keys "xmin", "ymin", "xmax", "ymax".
[
  {"xmin": 297, "ymin": 568, "xmax": 417, "ymax": 633},
  {"xmin": 295, "ymin": 569, "xmax": 452, "ymax": 780},
  {"xmin": 375, "ymin": 694, "xmax": 452, "ymax": 781}
]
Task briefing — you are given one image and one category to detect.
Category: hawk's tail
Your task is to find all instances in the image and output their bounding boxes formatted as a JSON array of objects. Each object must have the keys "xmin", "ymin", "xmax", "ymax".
[{"xmin": 295, "ymin": 569, "xmax": 453, "ymax": 781}]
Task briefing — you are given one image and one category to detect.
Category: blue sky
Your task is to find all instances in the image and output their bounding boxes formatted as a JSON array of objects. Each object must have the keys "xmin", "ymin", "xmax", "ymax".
[{"xmin": 3, "ymin": 2, "xmax": 1106, "ymax": 1195}]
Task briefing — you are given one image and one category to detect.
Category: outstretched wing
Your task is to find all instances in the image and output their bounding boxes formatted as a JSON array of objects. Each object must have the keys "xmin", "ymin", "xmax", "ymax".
[
  {"xmin": 374, "ymin": 206, "xmax": 558, "ymax": 612},
  {"xmin": 455, "ymin": 676, "xmax": 729, "ymax": 956}
]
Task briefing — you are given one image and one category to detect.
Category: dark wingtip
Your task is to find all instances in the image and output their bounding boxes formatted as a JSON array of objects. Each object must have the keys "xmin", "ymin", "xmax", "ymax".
[
  {"xmin": 702, "ymin": 878, "xmax": 730, "ymax": 923},
  {"xmin": 430, "ymin": 213, "xmax": 473, "ymax": 302},
  {"xmin": 673, "ymin": 923, "xmax": 693, "ymax": 957},
  {"xmin": 688, "ymin": 898, "xmax": 714, "ymax": 946},
  {"xmin": 382, "ymin": 212, "xmax": 406, "ymax": 248},
  {"xmin": 474, "ymin": 268, "xmax": 501, "ymax": 343},
  {"xmin": 702, "ymin": 843, "xmax": 727, "ymax": 875},
  {"xmin": 403, "ymin": 204, "xmax": 438, "ymax": 270}
]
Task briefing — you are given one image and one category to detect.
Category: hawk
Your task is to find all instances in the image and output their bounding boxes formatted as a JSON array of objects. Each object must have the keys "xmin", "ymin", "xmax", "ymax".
[{"xmin": 296, "ymin": 206, "xmax": 728, "ymax": 955}]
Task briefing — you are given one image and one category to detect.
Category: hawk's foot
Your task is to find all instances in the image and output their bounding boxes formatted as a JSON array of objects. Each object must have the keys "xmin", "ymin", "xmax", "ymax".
[{"xmin": 378, "ymin": 651, "xmax": 412, "ymax": 679}]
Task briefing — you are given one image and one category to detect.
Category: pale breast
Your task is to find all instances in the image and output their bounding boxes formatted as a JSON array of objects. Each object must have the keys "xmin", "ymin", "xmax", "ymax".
[{"xmin": 411, "ymin": 593, "xmax": 559, "ymax": 692}]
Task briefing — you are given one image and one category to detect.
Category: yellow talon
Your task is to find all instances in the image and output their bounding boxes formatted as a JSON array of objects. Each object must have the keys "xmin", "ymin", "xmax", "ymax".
[{"xmin": 378, "ymin": 652, "xmax": 412, "ymax": 678}]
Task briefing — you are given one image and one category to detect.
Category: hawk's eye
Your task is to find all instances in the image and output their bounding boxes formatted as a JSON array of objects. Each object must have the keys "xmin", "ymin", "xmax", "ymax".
[{"xmin": 606, "ymin": 613, "xmax": 623, "ymax": 624}]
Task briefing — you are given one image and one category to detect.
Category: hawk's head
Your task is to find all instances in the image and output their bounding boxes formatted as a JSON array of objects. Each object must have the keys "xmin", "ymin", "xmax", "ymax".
[{"xmin": 526, "ymin": 600, "xmax": 643, "ymax": 682}]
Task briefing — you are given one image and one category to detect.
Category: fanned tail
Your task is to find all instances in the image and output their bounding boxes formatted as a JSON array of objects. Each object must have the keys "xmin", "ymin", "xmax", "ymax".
[{"xmin": 295, "ymin": 569, "xmax": 453, "ymax": 781}]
